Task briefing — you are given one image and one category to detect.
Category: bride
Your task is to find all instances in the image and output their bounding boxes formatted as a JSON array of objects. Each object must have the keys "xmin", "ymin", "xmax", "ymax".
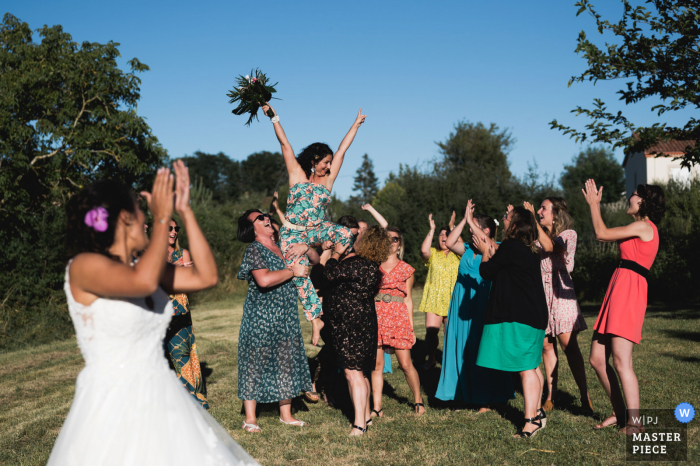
[{"xmin": 48, "ymin": 161, "xmax": 258, "ymax": 465}]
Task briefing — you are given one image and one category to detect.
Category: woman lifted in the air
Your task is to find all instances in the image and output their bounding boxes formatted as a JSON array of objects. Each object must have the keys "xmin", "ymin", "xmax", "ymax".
[{"xmin": 262, "ymin": 102, "xmax": 366, "ymax": 345}]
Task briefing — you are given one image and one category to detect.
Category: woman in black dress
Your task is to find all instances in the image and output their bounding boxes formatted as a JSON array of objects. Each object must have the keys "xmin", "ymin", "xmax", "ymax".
[{"xmin": 324, "ymin": 226, "xmax": 391, "ymax": 436}]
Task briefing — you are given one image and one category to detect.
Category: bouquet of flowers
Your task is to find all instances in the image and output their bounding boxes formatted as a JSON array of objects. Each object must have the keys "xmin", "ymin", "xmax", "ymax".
[{"xmin": 227, "ymin": 69, "xmax": 279, "ymax": 126}]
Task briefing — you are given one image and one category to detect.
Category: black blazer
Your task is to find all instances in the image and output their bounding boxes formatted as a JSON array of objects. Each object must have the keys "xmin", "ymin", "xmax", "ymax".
[{"xmin": 479, "ymin": 239, "xmax": 548, "ymax": 330}]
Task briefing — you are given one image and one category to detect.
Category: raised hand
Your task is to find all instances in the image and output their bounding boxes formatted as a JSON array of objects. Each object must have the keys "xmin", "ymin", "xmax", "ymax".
[
  {"xmin": 261, "ymin": 102, "xmax": 277, "ymax": 118},
  {"xmin": 583, "ymin": 179, "xmax": 603, "ymax": 206},
  {"xmin": 465, "ymin": 200, "xmax": 475, "ymax": 223},
  {"xmin": 429, "ymin": 213, "xmax": 436, "ymax": 231},
  {"xmin": 449, "ymin": 211, "xmax": 456, "ymax": 230},
  {"xmin": 523, "ymin": 201, "xmax": 536, "ymax": 216},
  {"xmin": 361, "ymin": 203, "xmax": 373, "ymax": 211},
  {"xmin": 354, "ymin": 109, "xmax": 367, "ymax": 127},
  {"xmin": 173, "ymin": 160, "xmax": 191, "ymax": 216},
  {"xmin": 271, "ymin": 191, "xmax": 280, "ymax": 214},
  {"xmin": 140, "ymin": 167, "xmax": 174, "ymax": 223}
]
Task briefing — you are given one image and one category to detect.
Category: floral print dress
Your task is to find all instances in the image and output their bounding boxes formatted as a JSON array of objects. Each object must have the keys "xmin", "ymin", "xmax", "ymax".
[
  {"xmin": 376, "ymin": 261, "xmax": 416, "ymax": 349},
  {"xmin": 280, "ymin": 182, "xmax": 353, "ymax": 321},
  {"xmin": 536, "ymin": 230, "xmax": 587, "ymax": 337},
  {"xmin": 165, "ymin": 248, "xmax": 208, "ymax": 408},
  {"xmin": 237, "ymin": 242, "xmax": 312, "ymax": 403}
]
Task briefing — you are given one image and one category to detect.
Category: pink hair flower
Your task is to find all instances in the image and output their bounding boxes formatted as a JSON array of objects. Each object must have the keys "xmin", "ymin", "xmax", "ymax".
[{"xmin": 85, "ymin": 206, "xmax": 109, "ymax": 232}]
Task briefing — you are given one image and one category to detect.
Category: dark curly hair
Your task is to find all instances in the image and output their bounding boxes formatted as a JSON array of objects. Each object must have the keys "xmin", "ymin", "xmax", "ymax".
[
  {"xmin": 237, "ymin": 209, "xmax": 264, "ymax": 243},
  {"xmin": 636, "ymin": 184, "xmax": 666, "ymax": 224},
  {"xmin": 355, "ymin": 225, "xmax": 391, "ymax": 264},
  {"xmin": 297, "ymin": 143, "xmax": 333, "ymax": 178},
  {"xmin": 504, "ymin": 206, "xmax": 539, "ymax": 253},
  {"xmin": 65, "ymin": 179, "xmax": 137, "ymax": 259}
]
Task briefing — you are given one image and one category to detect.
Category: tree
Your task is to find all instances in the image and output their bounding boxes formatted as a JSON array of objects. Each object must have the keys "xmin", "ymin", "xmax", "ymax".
[
  {"xmin": 240, "ymin": 151, "xmax": 286, "ymax": 195},
  {"xmin": 560, "ymin": 146, "xmax": 625, "ymax": 203},
  {"xmin": 180, "ymin": 151, "xmax": 241, "ymax": 203},
  {"xmin": 0, "ymin": 14, "xmax": 167, "ymax": 346},
  {"xmin": 350, "ymin": 153, "xmax": 379, "ymax": 205},
  {"xmin": 550, "ymin": 1, "xmax": 700, "ymax": 168}
]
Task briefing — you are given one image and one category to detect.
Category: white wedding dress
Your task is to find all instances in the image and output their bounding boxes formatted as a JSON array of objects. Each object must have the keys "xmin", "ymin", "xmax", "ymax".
[{"xmin": 47, "ymin": 263, "xmax": 258, "ymax": 466}]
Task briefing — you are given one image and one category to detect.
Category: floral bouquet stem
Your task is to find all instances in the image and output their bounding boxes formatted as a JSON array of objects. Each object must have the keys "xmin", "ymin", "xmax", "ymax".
[{"xmin": 227, "ymin": 69, "xmax": 279, "ymax": 126}]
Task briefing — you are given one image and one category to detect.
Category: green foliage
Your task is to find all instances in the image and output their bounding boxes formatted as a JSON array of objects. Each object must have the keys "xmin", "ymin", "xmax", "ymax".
[
  {"xmin": 349, "ymin": 154, "xmax": 379, "ymax": 206},
  {"xmin": 0, "ymin": 14, "xmax": 167, "ymax": 349},
  {"xmin": 551, "ymin": 1, "xmax": 700, "ymax": 168},
  {"xmin": 226, "ymin": 69, "xmax": 278, "ymax": 125}
]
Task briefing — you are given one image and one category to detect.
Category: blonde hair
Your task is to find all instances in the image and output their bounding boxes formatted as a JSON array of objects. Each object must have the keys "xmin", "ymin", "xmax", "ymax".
[
  {"xmin": 386, "ymin": 226, "xmax": 405, "ymax": 260},
  {"xmin": 355, "ymin": 225, "xmax": 391, "ymax": 264}
]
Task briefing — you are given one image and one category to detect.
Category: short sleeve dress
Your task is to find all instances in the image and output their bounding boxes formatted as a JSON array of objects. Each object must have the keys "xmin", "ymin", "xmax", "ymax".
[
  {"xmin": 376, "ymin": 261, "xmax": 416, "ymax": 349},
  {"xmin": 236, "ymin": 242, "xmax": 312, "ymax": 403},
  {"xmin": 536, "ymin": 230, "xmax": 587, "ymax": 337},
  {"xmin": 418, "ymin": 247, "xmax": 461, "ymax": 317}
]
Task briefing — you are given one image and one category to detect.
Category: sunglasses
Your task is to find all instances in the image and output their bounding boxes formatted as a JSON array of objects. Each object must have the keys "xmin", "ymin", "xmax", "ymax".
[
  {"xmin": 390, "ymin": 236, "xmax": 400, "ymax": 243},
  {"xmin": 169, "ymin": 226, "xmax": 180, "ymax": 232},
  {"xmin": 253, "ymin": 213, "xmax": 270, "ymax": 223}
]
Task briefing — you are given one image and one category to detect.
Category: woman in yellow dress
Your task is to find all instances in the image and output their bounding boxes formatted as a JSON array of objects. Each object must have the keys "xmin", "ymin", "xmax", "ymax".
[{"xmin": 419, "ymin": 213, "xmax": 461, "ymax": 370}]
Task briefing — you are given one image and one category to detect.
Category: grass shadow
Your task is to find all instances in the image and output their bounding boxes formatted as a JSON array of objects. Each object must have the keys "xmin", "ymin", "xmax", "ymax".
[
  {"xmin": 662, "ymin": 330, "xmax": 700, "ymax": 343},
  {"xmin": 661, "ymin": 352, "xmax": 700, "ymax": 363}
]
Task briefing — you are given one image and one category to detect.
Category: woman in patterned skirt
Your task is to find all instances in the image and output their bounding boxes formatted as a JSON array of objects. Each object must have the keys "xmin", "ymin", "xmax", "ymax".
[
  {"xmin": 370, "ymin": 226, "xmax": 425, "ymax": 418},
  {"xmin": 165, "ymin": 218, "xmax": 208, "ymax": 408},
  {"xmin": 419, "ymin": 213, "xmax": 461, "ymax": 370},
  {"xmin": 524, "ymin": 198, "xmax": 591, "ymax": 414},
  {"xmin": 236, "ymin": 209, "xmax": 317, "ymax": 433},
  {"xmin": 261, "ymin": 103, "xmax": 365, "ymax": 346}
]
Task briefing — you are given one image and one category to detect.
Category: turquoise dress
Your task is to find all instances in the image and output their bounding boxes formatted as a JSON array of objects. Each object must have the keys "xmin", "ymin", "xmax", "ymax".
[{"xmin": 435, "ymin": 244, "xmax": 514, "ymax": 404}]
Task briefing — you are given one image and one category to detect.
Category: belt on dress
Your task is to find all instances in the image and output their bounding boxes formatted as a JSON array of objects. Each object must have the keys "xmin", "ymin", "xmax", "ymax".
[
  {"xmin": 282, "ymin": 217, "xmax": 314, "ymax": 232},
  {"xmin": 374, "ymin": 293, "xmax": 404, "ymax": 303},
  {"xmin": 619, "ymin": 259, "xmax": 649, "ymax": 279}
]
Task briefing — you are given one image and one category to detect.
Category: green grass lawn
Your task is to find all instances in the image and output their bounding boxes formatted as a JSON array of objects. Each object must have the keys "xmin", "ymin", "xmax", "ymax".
[{"xmin": 1, "ymin": 290, "xmax": 698, "ymax": 465}]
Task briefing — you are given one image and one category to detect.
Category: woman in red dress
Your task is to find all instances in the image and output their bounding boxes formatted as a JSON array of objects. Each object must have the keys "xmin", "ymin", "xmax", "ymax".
[
  {"xmin": 583, "ymin": 180, "xmax": 665, "ymax": 435},
  {"xmin": 370, "ymin": 227, "xmax": 425, "ymax": 419}
]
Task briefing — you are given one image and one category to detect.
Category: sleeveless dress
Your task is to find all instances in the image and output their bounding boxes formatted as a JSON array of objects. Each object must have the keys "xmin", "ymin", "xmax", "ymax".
[
  {"xmin": 435, "ymin": 244, "xmax": 514, "ymax": 403},
  {"xmin": 236, "ymin": 242, "xmax": 312, "ymax": 402},
  {"xmin": 594, "ymin": 221, "xmax": 659, "ymax": 344},
  {"xmin": 535, "ymin": 230, "xmax": 587, "ymax": 337},
  {"xmin": 376, "ymin": 261, "xmax": 416, "ymax": 349},
  {"xmin": 48, "ymin": 262, "xmax": 258, "ymax": 466},
  {"xmin": 165, "ymin": 248, "xmax": 208, "ymax": 408},
  {"xmin": 280, "ymin": 182, "xmax": 352, "ymax": 321},
  {"xmin": 418, "ymin": 247, "xmax": 460, "ymax": 317}
]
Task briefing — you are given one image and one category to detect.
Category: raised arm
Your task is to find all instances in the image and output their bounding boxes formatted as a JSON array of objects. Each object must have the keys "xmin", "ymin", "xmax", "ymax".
[
  {"xmin": 420, "ymin": 214, "xmax": 436, "ymax": 262},
  {"xmin": 583, "ymin": 179, "xmax": 653, "ymax": 242},
  {"xmin": 361, "ymin": 203, "xmax": 388, "ymax": 229},
  {"xmin": 269, "ymin": 191, "xmax": 285, "ymax": 221},
  {"xmin": 325, "ymin": 109, "xmax": 367, "ymax": 188},
  {"xmin": 446, "ymin": 211, "xmax": 467, "ymax": 256},
  {"xmin": 262, "ymin": 103, "xmax": 306, "ymax": 185},
  {"xmin": 161, "ymin": 160, "xmax": 218, "ymax": 294},
  {"xmin": 464, "ymin": 200, "xmax": 497, "ymax": 251},
  {"xmin": 523, "ymin": 201, "xmax": 553, "ymax": 252}
]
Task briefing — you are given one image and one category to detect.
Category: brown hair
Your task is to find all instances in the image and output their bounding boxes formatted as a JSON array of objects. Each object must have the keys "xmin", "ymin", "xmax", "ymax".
[
  {"xmin": 636, "ymin": 184, "xmax": 666, "ymax": 224},
  {"xmin": 503, "ymin": 206, "xmax": 539, "ymax": 253},
  {"xmin": 355, "ymin": 225, "xmax": 391, "ymax": 264},
  {"xmin": 543, "ymin": 197, "xmax": 573, "ymax": 239},
  {"xmin": 386, "ymin": 226, "xmax": 405, "ymax": 260}
]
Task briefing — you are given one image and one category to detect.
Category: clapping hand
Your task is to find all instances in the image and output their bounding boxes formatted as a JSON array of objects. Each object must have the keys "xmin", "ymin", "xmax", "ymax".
[
  {"xmin": 428, "ymin": 213, "xmax": 436, "ymax": 231},
  {"xmin": 582, "ymin": 179, "xmax": 603, "ymax": 207},
  {"xmin": 523, "ymin": 201, "xmax": 536, "ymax": 216},
  {"xmin": 465, "ymin": 200, "xmax": 475, "ymax": 223},
  {"xmin": 449, "ymin": 211, "xmax": 456, "ymax": 230},
  {"xmin": 173, "ymin": 160, "xmax": 191, "ymax": 216},
  {"xmin": 140, "ymin": 167, "xmax": 174, "ymax": 223}
]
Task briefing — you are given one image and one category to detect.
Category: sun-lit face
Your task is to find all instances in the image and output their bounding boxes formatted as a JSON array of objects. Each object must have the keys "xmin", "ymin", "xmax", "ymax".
[
  {"xmin": 437, "ymin": 229, "xmax": 449, "ymax": 251},
  {"xmin": 627, "ymin": 191, "xmax": 643, "ymax": 216},
  {"xmin": 503, "ymin": 209, "xmax": 514, "ymax": 232},
  {"xmin": 388, "ymin": 231, "xmax": 400, "ymax": 255},
  {"xmin": 168, "ymin": 220, "xmax": 179, "ymax": 246},
  {"xmin": 537, "ymin": 200, "xmax": 554, "ymax": 229},
  {"xmin": 356, "ymin": 221, "xmax": 368, "ymax": 243},
  {"xmin": 313, "ymin": 154, "xmax": 333, "ymax": 177},
  {"xmin": 248, "ymin": 211, "xmax": 273, "ymax": 238}
]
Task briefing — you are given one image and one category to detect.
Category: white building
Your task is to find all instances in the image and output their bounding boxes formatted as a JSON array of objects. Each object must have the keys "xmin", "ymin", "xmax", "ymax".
[{"xmin": 623, "ymin": 139, "xmax": 698, "ymax": 195}]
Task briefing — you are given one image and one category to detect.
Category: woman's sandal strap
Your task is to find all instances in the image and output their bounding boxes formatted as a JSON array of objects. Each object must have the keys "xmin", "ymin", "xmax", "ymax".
[
  {"xmin": 525, "ymin": 416, "xmax": 542, "ymax": 428},
  {"xmin": 352, "ymin": 424, "xmax": 367, "ymax": 433},
  {"xmin": 371, "ymin": 409, "xmax": 383, "ymax": 416}
]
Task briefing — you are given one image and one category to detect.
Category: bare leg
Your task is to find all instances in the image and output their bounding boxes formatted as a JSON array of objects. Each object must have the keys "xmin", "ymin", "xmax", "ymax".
[
  {"xmin": 558, "ymin": 331, "xmax": 591, "ymax": 409},
  {"xmin": 279, "ymin": 399, "xmax": 306, "ymax": 425},
  {"xmin": 345, "ymin": 369, "xmax": 368, "ymax": 435},
  {"xmin": 395, "ymin": 348, "xmax": 425, "ymax": 414},
  {"xmin": 370, "ymin": 347, "xmax": 385, "ymax": 417},
  {"xmin": 242, "ymin": 400, "xmax": 261, "ymax": 433},
  {"xmin": 610, "ymin": 336, "xmax": 640, "ymax": 434},
  {"xmin": 541, "ymin": 335, "xmax": 558, "ymax": 409},
  {"xmin": 423, "ymin": 312, "xmax": 443, "ymax": 368},
  {"xmin": 589, "ymin": 332, "xmax": 625, "ymax": 428},
  {"xmin": 517, "ymin": 369, "xmax": 542, "ymax": 436}
]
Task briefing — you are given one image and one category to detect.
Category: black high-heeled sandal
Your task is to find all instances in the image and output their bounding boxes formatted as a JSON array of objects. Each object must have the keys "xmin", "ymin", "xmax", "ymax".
[
  {"xmin": 351, "ymin": 425, "xmax": 367, "ymax": 435},
  {"xmin": 371, "ymin": 408, "xmax": 383, "ymax": 417},
  {"xmin": 514, "ymin": 416, "xmax": 543, "ymax": 439},
  {"xmin": 537, "ymin": 408, "xmax": 547, "ymax": 428},
  {"xmin": 414, "ymin": 402, "xmax": 426, "ymax": 414}
]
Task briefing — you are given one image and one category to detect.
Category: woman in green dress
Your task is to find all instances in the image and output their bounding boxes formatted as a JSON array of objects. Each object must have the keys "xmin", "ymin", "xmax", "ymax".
[
  {"xmin": 236, "ymin": 208, "xmax": 318, "ymax": 433},
  {"xmin": 165, "ymin": 218, "xmax": 209, "ymax": 409},
  {"xmin": 474, "ymin": 206, "xmax": 548, "ymax": 439}
]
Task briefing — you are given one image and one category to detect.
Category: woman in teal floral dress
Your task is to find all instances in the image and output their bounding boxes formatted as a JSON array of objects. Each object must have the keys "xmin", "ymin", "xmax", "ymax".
[
  {"xmin": 165, "ymin": 218, "xmax": 209, "ymax": 408},
  {"xmin": 262, "ymin": 102, "xmax": 366, "ymax": 346},
  {"xmin": 236, "ymin": 208, "xmax": 319, "ymax": 433}
]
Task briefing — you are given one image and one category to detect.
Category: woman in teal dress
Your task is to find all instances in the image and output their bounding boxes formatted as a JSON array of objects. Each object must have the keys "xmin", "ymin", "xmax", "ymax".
[
  {"xmin": 262, "ymin": 102, "xmax": 365, "ymax": 346},
  {"xmin": 236, "ymin": 208, "xmax": 317, "ymax": 432},
  {"xmin": 165, "ymin": 218, "xmax": 209, "ymax": 409},
  {"xmin": 435, "ymin": 203, "xmax": 513, "ymax": 410}
]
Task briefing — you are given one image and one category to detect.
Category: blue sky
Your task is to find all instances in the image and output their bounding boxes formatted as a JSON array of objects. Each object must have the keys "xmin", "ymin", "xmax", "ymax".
[{"xmin": 6, "ymin": 1, "xmax": 691, "ymax": 198}]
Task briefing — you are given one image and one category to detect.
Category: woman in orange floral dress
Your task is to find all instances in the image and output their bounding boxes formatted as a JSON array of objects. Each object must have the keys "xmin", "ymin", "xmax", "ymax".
[{"xmin": 370, "ymin": 227, "xmax": 425, "ymax": 419}]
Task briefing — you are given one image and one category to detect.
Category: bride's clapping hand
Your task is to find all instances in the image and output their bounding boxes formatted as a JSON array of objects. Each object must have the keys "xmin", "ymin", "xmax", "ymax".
[
  {"xmin": 173, "ymin": 160, "xmax": 191, "ymax": 215},
  {"xmin": 140, "ymin": 167, "xmax": 174, "ymax": 222}
]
